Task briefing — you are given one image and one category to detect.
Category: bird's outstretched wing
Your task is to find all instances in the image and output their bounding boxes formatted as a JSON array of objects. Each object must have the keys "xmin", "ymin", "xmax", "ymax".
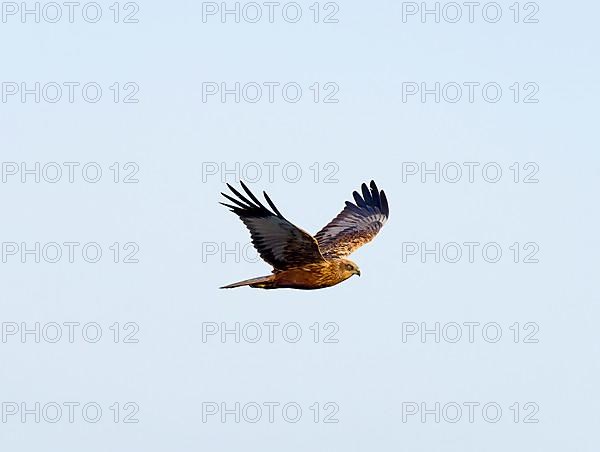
[
  {"xmin": 220, "ymin": 181, "xmax": 326, "ymax": 270},
  {"xmin": 315, "ymin": 180, "xmax": 389, "ymax": 259}
]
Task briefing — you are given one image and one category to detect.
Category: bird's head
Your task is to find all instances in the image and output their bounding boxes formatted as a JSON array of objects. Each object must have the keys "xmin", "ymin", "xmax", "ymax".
[{"xmin": 337, "ymin": 259, "xmax": 361, "ymax": 279}]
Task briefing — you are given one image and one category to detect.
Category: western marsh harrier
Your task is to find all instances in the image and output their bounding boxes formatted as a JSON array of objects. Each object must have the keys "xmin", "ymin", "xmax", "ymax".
[{"xmin": 219, "ymin": 180, "xmax": 389, "ymax": 290}]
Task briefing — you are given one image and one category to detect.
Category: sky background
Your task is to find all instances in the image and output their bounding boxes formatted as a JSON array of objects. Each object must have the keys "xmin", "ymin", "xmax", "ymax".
[{"xmin": 1, "ymin": 0, "xmax": 599, "ymax": 450}]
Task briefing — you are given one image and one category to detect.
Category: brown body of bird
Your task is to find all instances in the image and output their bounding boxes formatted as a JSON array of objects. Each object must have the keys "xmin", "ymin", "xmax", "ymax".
[
  {"xmin": 219, "ymin": 180, "xmax": 389, "ymax": 290},
  {"xmin": 223, "ymin": 259, "xmax": 361, "ymax": 290}
]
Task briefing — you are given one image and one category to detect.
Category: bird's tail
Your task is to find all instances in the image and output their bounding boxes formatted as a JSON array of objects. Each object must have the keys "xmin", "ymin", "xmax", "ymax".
[{"xmin": 219, "ymin": 274, "xmax": 275, "ymax": 289}]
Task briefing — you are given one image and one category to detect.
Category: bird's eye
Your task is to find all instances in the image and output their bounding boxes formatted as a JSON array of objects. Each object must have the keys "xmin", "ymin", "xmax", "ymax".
[{"xmin": 346, "ymin": 264, "xmax": 353, "ymax": 271}]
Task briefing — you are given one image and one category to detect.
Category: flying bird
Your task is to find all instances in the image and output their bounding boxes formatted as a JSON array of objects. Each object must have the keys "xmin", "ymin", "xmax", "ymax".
[{"xmin": 219, "ymin": 180, "xmax": 389, "ymax": 290}]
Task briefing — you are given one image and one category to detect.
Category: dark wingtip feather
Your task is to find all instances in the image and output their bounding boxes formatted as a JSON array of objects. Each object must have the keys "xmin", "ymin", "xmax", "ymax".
[
  {"xmin": 380, "ymin": 190, "xmax": 389, "ymax": 217},
  {"xmin": 222, "ymin": 181, "xmax": 285, "ymax": 221},
  {"xmin": 221, "ymin": 192, "xmax": 249, "ymax": 209},
  {"xmin": 263, "ymin": 191, "xmax": 284, "ymax": 218},
  {"xmin": 344, "ymin": 200, "xmax": 362, "ymax": 214},
  {"xmin": 219, "ymin": 202, "xmax": 238, "ymax": 211},
  {"xmin": 361, "ymin": 183, "xmax": 373, "ymax": 205},
  {"xmin": 353, "ymin": 190, "xmax": 367, "ymax": 208},
  {"xmin": 369, "ymin": 181, "xmax": 379, "ymax": 200},
  {"xmin": 369, "ymin": 181, "xmax": 381, "ymax": 209},
  {"xmin": 240, "ymin": 180, "xmax": 266, "ymax": 209},
  {"xmin": 226, "ymin": 183, "xmax": 255, "ymax": 208}
]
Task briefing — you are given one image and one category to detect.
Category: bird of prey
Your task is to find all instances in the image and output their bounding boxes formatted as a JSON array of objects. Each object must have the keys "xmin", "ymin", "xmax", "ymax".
[{"xmin": 219, "ymin": 180, "xmax": 389, "ymax": 290}]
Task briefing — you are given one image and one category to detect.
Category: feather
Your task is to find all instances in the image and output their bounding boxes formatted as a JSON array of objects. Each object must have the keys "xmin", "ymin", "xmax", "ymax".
[
  {"xmin": 220, "ymin": 181, "xmax": 325, "ymax": 270},
  {"xmin": 315, "ymin": 181, "xmax": 389, "ymax": 259}
]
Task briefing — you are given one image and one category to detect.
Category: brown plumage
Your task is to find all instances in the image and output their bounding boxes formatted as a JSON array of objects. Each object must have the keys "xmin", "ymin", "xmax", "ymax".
[{"xmin": 219, "ymin": 180, "xmax": 389, "ymax": 290}]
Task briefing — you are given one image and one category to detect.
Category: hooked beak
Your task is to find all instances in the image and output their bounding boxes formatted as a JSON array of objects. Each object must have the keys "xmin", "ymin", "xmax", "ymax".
[{"xmin": 355, "ymin": 269, "xmax": 361, "ymax": 277}]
